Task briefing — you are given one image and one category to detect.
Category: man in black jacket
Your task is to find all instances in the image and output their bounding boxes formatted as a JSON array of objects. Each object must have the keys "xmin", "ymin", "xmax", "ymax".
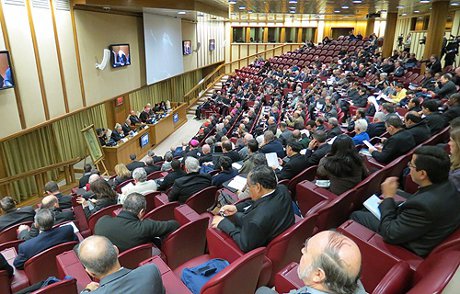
[
  {"xmin": 305, "ymin": 131, "xmax": 331, "ymax": 167},
  {"xmin": 370, "ymin": 115, "xmax": 416, "ymax": 164},
  {"xmin": 367, "ymin": 112, "xmax": 386, "ymax": 139},
  {"xmin": 351, "ymin": 146, "xmax": 460, "ymax": 257},
  {"xmin": 433, "ymin": 73, "xmax": 457, "ymax": 99},
  {"xmin": 404, "ymin": 111, "xmax": 430, "ymax": 145},
  {"xmin": 95, "ymin": 193, "xmax": 179, "ymax": 252},
  {"xmin": 44, "ymin": 181, "xmax": 72, "ymax": 210},
  {"xmin": 0, "ymin": 196, "xmax": 35, "ymax": 232},
  {"xmin": 212, "ymin": 165, "xmax": 294, "ymax": 252},
  {"xmin": 158, "ymin": 160, "xmax": 186, "ymax": 191},
  {"xmin": 168, "ymin": 157, "xmax": 212, "ymax": 203},
  {"xmin": 276, "ymin": 142, "xmax": 308, "ymax": 180},
  {"xmin": 78, "ymin": 164, "xmax": 92, "ymax": 188},
  {"xmin": 443, "ymin": 93, "xmax": 460, "ymax": 122},
  {"xmin": 422, "ymin": 100, "xmax": 448, "ymax": 134},
  {"xmin": 126, "ymin": 154, "xmax": 146, "ymax": 171}
]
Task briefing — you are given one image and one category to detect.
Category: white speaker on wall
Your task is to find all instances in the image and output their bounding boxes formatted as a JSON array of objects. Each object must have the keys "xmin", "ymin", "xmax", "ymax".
[
  {"xmin": 96, "ymin": 49, "xmax": 110, "ymax": 70},
  {"xmin": 194, "ymin": 42, "xmax": 202, "ymax": 52}
]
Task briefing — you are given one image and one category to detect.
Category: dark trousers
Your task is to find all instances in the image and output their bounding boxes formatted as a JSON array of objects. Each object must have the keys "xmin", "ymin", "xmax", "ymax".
[{"xmin": 349, "ymin": 210, "xmax": 380, "ymax": 232}]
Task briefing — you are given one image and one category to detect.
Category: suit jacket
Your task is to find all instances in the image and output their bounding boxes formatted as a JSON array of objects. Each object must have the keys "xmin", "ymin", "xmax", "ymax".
[
  {"xmin": 371, "ymin": 130, "xmax": 416, "ymax": 164},
  {"xmin": 443, "ymin": 105, "xmax": 460, "ymax": 122},
  {"xmin": 367, "ymin": 122, "xmax": 386, "ymax": 139},
  {"xmin": 0, "ymin": 206, "xmax": 35, "ymax": 232},
  {"xmin": 260, "ymin": 140, "xmax": 286, "ymax": 158},
  {"xmin": 19, "ymin": 208, "xmax": 75, "ymax": 240},
  {"xmin": 168, "ymin": 173, "xmax": 212, "ymax": 203},
  {"xmin": 406, "ymin": 121, "xmax": 430, "ymax": 145},
  {"xmin": 144, "ymin": 164, "xmax": 161, "ymax": 175},
  {"xmin": 56, "ymin": 193, "xmax": 72, "ymax": 210},
  {"xmin": 212, "ymin": 169, "xmax": 238, "ymax": 187},
  {"xmin": 95, "ymin": 211, "xmax": 179, "ymax": 252},
  {"xmin": 424, "ymin": 113, "xmax": 448, "ymax": 135},
  {"xmin": 158, "ymin": 170, "xmax": 186, "ymax": 191},
  {"xmin": 111, "ymin": 131, "xmax": 125, "ymax": 142},
  {"xmin": 378, "ymin": 181, "xmax": 460, "ymax": 257},
  {"xmin": 79, "ymin": 173, "xmax": 91, "ymax": 188},
  {"xmin": 327, "ymin": 126, "xmax": 343, "ymax": 139},
  {"xmin": 126, "ymin": 161, "xmax": 146, "ymax": 172},
  {"xmin": 435, "ymin": 80, "xmax": 457, "ymax": 98},
  {"xmin": 84, "ymin": 198, "xmax": 117, "ymax": 219},
  {"xmin": 139, "ymin": 111, "xmax": 149, "ymax": 123},
  {"xmin": 129, "ymin": 115, "xmax": 140, "ymax": 125},
  {"xmin": 305, "ymin": 144, "xmax": 331, "ymax": 167},
  {"xmin": 277, "ymin": 153, "xmax": 309, "ymax": 180},
  {"xmin": 91, "ymin": 264, "xmax": 165, "ymax": 294},
  {"xmin": 122, "ymin": 123, "xmax": 131, "ymax": 136},
  {"xmin": 218, "ymin": 185, "xmax": 294, "ymax": 252},
  {"xmin": 13, "ymin": 226, "xmax": 77, "ymax": 269}
]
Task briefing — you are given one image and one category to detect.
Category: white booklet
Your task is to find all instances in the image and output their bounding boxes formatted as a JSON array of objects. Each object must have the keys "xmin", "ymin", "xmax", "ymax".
[
  {"xmin": 363, "ymin": 194, "xmax": 382, "ymax": 220},
  {"xmin": 265, "ymin": 152, "xmax": 280, "ymax": 169},
  {"xmin": 228, "ymin": 175, "xmax": 247, "ymax": 191},
  {"xmin": 60, "ymin": 221, "xmax": 79, "ymax": 233},
  {"xmin": 232, "ymin": 162, "xmax": 243, "ymax": 171}
]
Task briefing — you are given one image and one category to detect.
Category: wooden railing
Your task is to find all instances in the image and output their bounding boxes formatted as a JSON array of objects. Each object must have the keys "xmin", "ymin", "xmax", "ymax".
[
  {"xmin": 184, "ymin": 43, "xmax": 303, "ymax": 108},
  {"xmin": 0, "ymin": 157, "xmax": 80, "ymax": 198}
]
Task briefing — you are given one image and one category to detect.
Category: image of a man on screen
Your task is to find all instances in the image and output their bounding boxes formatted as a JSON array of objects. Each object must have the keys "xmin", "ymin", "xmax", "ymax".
[
  {"xmin": 0, "ymin": 52, "xmax": 13, "ymax": 89},
  {"xmin": 111, "ymin": 45, "xmax": 131, "ymax": 67}
]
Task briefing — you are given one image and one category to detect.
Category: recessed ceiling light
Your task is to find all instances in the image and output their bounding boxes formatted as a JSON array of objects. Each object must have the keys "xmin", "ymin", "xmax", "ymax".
[
  {"xmin": 289, "ymin": 0, "xmax": 298, "ymax": 3},
  {"xmin": 397, "ymin": 5, "xmax": 405, "ymax": 9},
  {"xmin": 420, "ymin": 0, "xmax": 430, "ymax": 3},
  {"xmin": 289, "ymin": 10, "xmax": 296, "ymax": 13},
  {"xmin": 342, "ymin": 5, "xmax": 349, "ymax": 9},
  {"xmin": 452, "ymin": 2, "xmax": 460, "ymax": 5},
  {"xmin": 239, "ymin": 5, "xmax": 246, "ymax": 9},
  {"xmin": 401, "ymin": 13, "xmax": 408, "ymax": 16},
  {"xmin": 414, "ymin": 10, "xmax": 420, "ymax": 13},
  {"xmin": 352, "ymin": 0, "xmax": 362, "ymax": 3},
  {"xmin": 177, "ymin": 11, "xmax": 186, "ymax": 15},
  {"xmin": 228, "ymin": 0, "xmax": 237, "ymax": 4},
  {"xmin": 334, "ymin": 9, "xmax": 341, "ymax": 13},
  {"xmin": 248, "ymin": 10, "xmax": 253, "ymax": 14}
]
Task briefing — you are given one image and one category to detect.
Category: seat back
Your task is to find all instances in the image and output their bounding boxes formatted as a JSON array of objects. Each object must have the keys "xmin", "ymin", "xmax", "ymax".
[
  {"xmin": 147, "ymin": 171, "xmax": 164, "ymax": 181},
  {"xmin": 0, "ymin": 239, "xmax": 24, "ymax": 252},
  {"xmin": 144, "ymin": 191, "xmax": 162, "ymax": 213},
  {"xmin": 0, "ymin": 221, "xmax": 33, "ymax": 243},
  {"xmin": 143, "ymin": 202, "xmax": 180, "ymax": 222},
  {"xmin": 118, "ymin": 243, "xmax": 153, "ymax": 269},
  {"xmin": 315, "ymin": 188, "xmax": 358, "ymax": 231},
  {"xmin": 162, "ymin": 217, "xmax": 208, "ymax": 269},
  {"xmin": 31, "ymin": 278, "xmax": 78, "ymax": 294},
  {"xmin": 115, "ymin": 179, "xmax": 135, "ymax": 194},
  {"xmin": 24, "ymin": 241, "xmax": 78, "ymax": 284},
  {"xmin": 287, "ymin": 166, "xmax": 318, "ymax": 197},
  {"xmin": 265, "ymin": 214, "xmax": 318, "ymax": 285},
  {"xmin": 88, "ymin": 204, "xmax": 122, "ymax": 234},
  {"xmin": 295, "ymin": 180, "xmax": 333, "ymax": 216},
  {"xmin": 408, "ymin": 250, "xmax": 460, "ymax": 293},
  {"xmin": 201, "ymin": 247, "xmax": 266, "ymax": 294},
  {"xmin": 0, "ymin": 270, "xmax": 11, "ymax": 294},
  {"xmin": 71, "ymin": 198, "xmax": 90, "ymax": 235},
  {"xmin": 185, "ymin": 186, "xmax": 218, "ymax": 214},
  {"xmin": 56, "ymin": 250, "xmax": 92, "ymax": 292}
]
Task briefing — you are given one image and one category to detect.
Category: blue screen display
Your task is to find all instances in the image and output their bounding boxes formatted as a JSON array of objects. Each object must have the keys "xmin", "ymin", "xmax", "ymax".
[{"xmin": 140, "ymin": 133, "xmax": 149, "ymax": 148}]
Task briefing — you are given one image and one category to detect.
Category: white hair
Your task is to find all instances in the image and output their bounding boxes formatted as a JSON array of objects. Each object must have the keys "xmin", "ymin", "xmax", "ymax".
[
  {"xmin": 374, "ymin": 112, "xmax": 386, "ymax": 123},
  {"xmin": 132, "ymin": 168, "xmax": 147, "ymax": 182},
  {"xmin": 355, "ymin": 119, "xmax": 368, "ymax": 132},
  {"xmin": 185, "ymin": 157, "xmax": 200, "ymax": 173}
]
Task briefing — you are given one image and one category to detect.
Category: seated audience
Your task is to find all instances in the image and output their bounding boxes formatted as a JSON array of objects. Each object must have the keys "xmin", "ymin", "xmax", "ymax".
[
  {"xmin": 259, "ymin": 130, "xmax": 285, "ymax": 158},
  {"xmin": 198, "ymin": 144, "xmax": 214, "ymax": 165},
  {"xmin": 238, "ymin": 133, "xmax": 255, "ymax": 159},
  {"xmin": 78, "ymin": 236, "xmax": 165, "ymax": 293},
  {"xmin": 14, "ymin": 208, "xmax": 77, "ymax": 269},
  {"xmin": 126, "ymin": 154, "xmax": 146, "ymax": 171},
  {"xmin": 404, "ymin": 111, "xmax": 430, "ymax": 145},
  {"xmin": 443, "ymin": 93, "xmax": 460, "ymax": 122},
  {"xmin": 113, "ymin": 163, "xmax": 132, "ymax": 187},
  {"xmin": 168, "ymin": 157, "xmax": 212, "ymax": 203},
  {"xmin": 449, "ymin": 127, "xmax": 460, "ymax": 192},
  {"xmin": 79, "ymin": 164, "xmax": 92, "ymax": 188},
  {"xmin": 147, "ymin": 150, "xmax": 163, "ymax": 163},
  {"xmin": 18, "ymin": 195, "xmax": 74, "ymax": 240},
  {"xmin": 433, "ymin": 73, "xmax": 457, "ymax": 99},
  {"xmin": 256, "ymin": 231, "xmax": 364, "ymax": 294},
  {"xmin": 77, "ymin": 178, "xmax": 118, "ymax": 218},
  {"xmin": 327, "ymin": 117, "xmax": 342, "ymax": 139},
  {"xmin": 44, "ymin": 181, "xmax": 72, "ymax": 209},
  {"xmin": 317, "ymin": 135, "xmax": 368, "ymax": 195},
  {"xmin": 352, "ymin": 119, "xmax": 370, "ymax": 145},
  {"xmin": 305, "ymin": 130, "xmax": 331, "ymax": 167},
  {"xmin": 351, "ymin": 146, "xmax": 460, "ymax": 257},
  {"xmin": 211, "ymin": 165, "xmax": 294, "ymax": 252},
  {"xmin": 370, "ymin": 115, "xmax": 416, "ymax": 164},
  {"xmin": 111, "ymin": 123, "xmax": 125, "ymax": 142},
  {"xmin": 212, "ymin": 156, "xmax": 238, "ymax": 187},
  {"xmin": 160, "ymin": 152, "xmax": 173, "ymax": 171},
  {"xmin": 0, "ymin": 196, "xmax": 35, "ymax": 232},
  {"xmin": 144, "ymin": 157, "xmax": 161, "ymax": 174},
  {"xmin": 278, "ymin": 122, "xmax": 293, "ymax": 146},
  {"xmin": 158, "ymin": 159, "xmax": 186, "ymax": 191},
  {"xmin": 422, "ymin": 100, "xmax": 448, "ymax": 135},
  {"xmin": 366, "ymin": 112, "xmax": 386, "ymax": 138},
  {"xmin": 95, "ymin": 193, "xmax": 179, "ymax": 252},
  {"xmin": 276, "ymin": 141, "xmax": 308, "ymax": 180},
  {"xmin": 120, "ymin": 168, "xmax": 157, "ymax": 203},
  {"xmin": 239, "ymin": 139, "xmax": 259, "ymax": 175}
]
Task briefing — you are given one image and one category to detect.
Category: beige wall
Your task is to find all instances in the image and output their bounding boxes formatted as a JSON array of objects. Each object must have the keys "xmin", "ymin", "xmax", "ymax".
[
  {"xmin": 197, "ymin": 19, "xmax": 225, "ymax": 68},
  {"xmin": 75, "ymin": 10, "xmax": 144, "ymax": 106},
  {"xmin": 182, "ymin": 20, "xmax": 198, "ymax": 72}
]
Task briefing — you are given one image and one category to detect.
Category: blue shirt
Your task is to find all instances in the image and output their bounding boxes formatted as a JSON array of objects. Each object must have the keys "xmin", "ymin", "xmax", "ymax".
[{"xmin": 352, "ymin": 132, "xmax": 370, "ymax": 146}]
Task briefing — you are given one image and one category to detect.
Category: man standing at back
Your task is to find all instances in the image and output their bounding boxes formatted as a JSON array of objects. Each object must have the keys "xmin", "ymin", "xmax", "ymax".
[{"xmin": 78, "ymin": 236, "xmax": 165, "ymax": 293}]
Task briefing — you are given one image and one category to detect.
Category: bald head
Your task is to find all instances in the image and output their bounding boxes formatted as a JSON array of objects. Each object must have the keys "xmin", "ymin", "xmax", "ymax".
[
  {"xmin": 78, "ymin": 236, "xmax": 120, "ymax": 279},
  {"xmin": 202, "ymin": 144, "xmax": 211, "ymax": 154},
  {"xmin": 88, "ymin": 174, "xmax": 100, "ymax": 184},
  {"xmin": 298, "ymin": 231, "xmax": 361, "ymax": 294},
  {"xmin": 41, "ymin": 195, "xmax": 58, "ymax": 209}
]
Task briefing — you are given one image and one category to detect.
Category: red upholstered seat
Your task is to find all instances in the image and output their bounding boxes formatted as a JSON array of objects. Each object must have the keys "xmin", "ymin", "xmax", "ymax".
[
  {"xmin": 56, "ymin": 250, "xmax": 92, "ymax": 293},
  {"xmin": 142, "ymin": 201, "xmax": 180, "ymax": 222},
  {"xmin": 118, "ymin": 243, "xmax": 153, "ymax": 269},
  {"xmin": 287, "ymin": 165, "xmax": 317, "ymax": 198},
  {"xmin": 0, "ymin": 270, "xmax": 12, "ymax": 294},
  {"xmin": 144, "ymin": 191, "xmax": 162, "ymax": 213},
  {"xmin": 30, "ymin": 278, "xmax": 78, "ymax": 294},
  {"xmin": 274, "ymin": 262, "xmax": 303, "ymax": 294},
  {"xmin": 184, "ymin": 186, "xmax": 219, "ymax": 214},
  {"xmin": 174, "ymin": 204, "xmax": 203, "ymax": 225},
  {"xmin": 0, "ymin": 222, "xmax": 33, "ymax": 244},
  {"xmin": 88, "ymin": 204, "xmax": 122, "ymax": 234},
  {"xmin": 295, "ymin": 180, "xmax": 332, "ymax": 216},
  {"xmin": 71, "ymin": 198, "xmax": 90, "ymax": 237},
  {"xmin": 24, "ymin": 241, "xmax": 78, "ymax": 284},
  {"xmin": 0, "ymin": 239, "xmax": 24, "ymax": 252},
  {"xmin": 147, "ymin": 171, "xmax": 167, "ymax": 181}
]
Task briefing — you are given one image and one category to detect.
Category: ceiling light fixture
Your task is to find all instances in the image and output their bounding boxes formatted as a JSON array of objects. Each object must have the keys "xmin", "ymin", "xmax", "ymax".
[
  {"xmin": 289, "ymin": 0, "xmax": 298, "ymax": 3},
  {"xmin": 352, "ymin": 0, "xmax": 362, "ymax": 3},
  {"xmin": 334, "ymin": 9, "xmax": 341, "ymax": 13},
  {"xmin": 414, "ymin": 10, "xmax": 420, "ymax": 13},
  {"xmin": 228, "ymin": 0, "xmax": 237, "ymax": 4},
  {"xmin": 177, "ymin": 11, "xmax": 186, "ymax": 15},
  {"xmin": 401, "ymin": 13, "xmax": 408, "ymax": 16},
  {"xmin": 396, "ymin": 5, "xmax": 405, "ymax": 9},
  {"xmin": 248, "ymin": 10, "xmax": 253, "ymax": 14},
  {"xmin": 342, "ymin": 5, "xmax": 349, "ymax": 9},
  {"xmin": 452, "ymin": 2, "xmax": 460, "ymax": 5},
  {"xmin": 239, "ymin": 5, "xmax": 246, "ymax": 9},
  {"xmin": 420, "ymin": 0, "xmax": 430, "ymax": 3}
]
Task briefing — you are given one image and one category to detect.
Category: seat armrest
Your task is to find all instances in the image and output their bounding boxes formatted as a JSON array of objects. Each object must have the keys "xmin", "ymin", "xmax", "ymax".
[
  {"xmin": 174, "ymin": 204, "xmax": 202, "ymax": 225},
  {"xmin": 296, "ymin": 180, "xmax": 333, "ymax": 215},
  {"xmin": 274, "ymin": 262, "xmax": 303, "ymax": 294},
  {"xmin": 372, "ymin": 261, "xmax": 412, "ymax": 294},
  {"xmin": 337, "ymin": 220, "xmax": 377, "ymax": 242},
  {"xmin": 154, "ymin": 194, "xmax": 170, "ymax": 207},
  {"xmin": 206, "ymin": 228, "xmax": 244, "ymax": 263}
]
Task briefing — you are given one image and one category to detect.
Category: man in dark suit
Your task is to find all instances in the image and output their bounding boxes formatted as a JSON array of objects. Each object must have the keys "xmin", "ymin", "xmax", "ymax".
[
  {"xmin": 276, "ymin": 142, "xmax": 308, "ymax": 180},
  {"xmin": 367, "ymin": 112, "xmax": 387, "ymax": 139},
  {"xmin": 433, "ymin": 73, "xmax": 457, "ymax": 99},
  {"xmin": 79, "ymin": 164, "xmax": 92, "ymax": 188},
  {"xmin": 422, "ymin": 100, "xmax": 448, "ymax": 135},
  {"xmin": 139, "ymin": 106, "xmax": 151, "ymax": 123},
  {"xmin": 158, "ymin": 160, "xmax": 186, "ymax": 191},
  {"xmin": 122, "ymin": 119, "xmax": 132, "ymax": 136},
  {"xmin": 305, "ymin": 131, "xmax": 331, "ymax": 167},
  {"xmin": 326, "ymin": 118, "xmax": 342, "ymax": 139},
  {"xmin": 213, "ymin": 140, "xmax": 241, "ymax": 169},
  {"xmin": 111, "ymin": 124, "xmax": 125, "ymax": 142},
  {"xmin": 78, "ymin": 236, "xmax": 165, "ymax": 294},
  {"xmin": 198, "ymin": 144, "xmax": 214, "ymax": 165},
  {"xmin": 144, "ymin": 158, "xmax": 161, "ymax": 174},
  {"xmin": 351, "ymin": 146, "xmax": 460, "ymax": 257},
  {"xmin": 370, "ymin": 115, "xmax": 416, "ymax": 164},
  {"xmin": 168, "ymin": 157, "xmax": 212, "ymax": 203},
  {"xmin": 278, "ymin": 122, "xmax": 293, "ymax": 146},
  {"xmin": 259, "ymin": 131, "xmax": 285, "ymax": 158},
  {"xmin": 0, "ymin": 196, "xmax": 35, "ymax": 232},
  {"xmin": 211, "ymin": 166, "xmax": 294, "ymax": 253},
  {"xmin": 18, "ymin": 195, "xmax": 74, "ymax": 240},
  {"xmin": 95, "ymin": 193, "xmax": 179, "ymax": 252},
  {"xmin": 14, "ymin": 208, "xmax": 77, "ymax": 269},
  {"xmin": 128, "ymin": 110, "xmax": 141, "ymax": 125},
  {"xmin": 404, "ymin": 111, "xmax": 430, "ymax": 145},
  {"xmin": 44, "ymin": 181, "xmax": 72, "ymax": 209},
  {"xmin": 443, "ymin": 93, "xmax": 460, "ymax": 122},
  {"xmin": 126, "ymin": 154, "xmax": 146, "ymax": 171}
]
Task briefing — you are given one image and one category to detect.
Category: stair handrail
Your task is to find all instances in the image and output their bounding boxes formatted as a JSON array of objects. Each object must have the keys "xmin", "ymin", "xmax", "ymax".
[{"xmin": 184, "ymin": 43, "xmax": 301, "ymax": 108}]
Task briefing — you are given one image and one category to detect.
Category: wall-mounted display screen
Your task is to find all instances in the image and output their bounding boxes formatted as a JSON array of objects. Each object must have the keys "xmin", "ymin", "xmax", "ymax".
[
  {"xmin": 109, "ymin": 44, "xmax": 131, "ymax": 68},
  {"xmin": 209, "ymin": 39, "xmax": 215, "ymax": 51},
  {"xmin": 0, "ymin": 51, "xmax": 14, "ymax": 90},
  {"xmin": 183, "ymin": 40, "xmax": 192, "ymax": 55}
]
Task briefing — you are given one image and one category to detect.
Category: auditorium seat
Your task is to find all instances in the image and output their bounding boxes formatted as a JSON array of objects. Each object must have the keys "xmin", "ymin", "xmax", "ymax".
[
  {"xmin": 0, "ymin": 270, "xmax": 11, "ymax": 294},
  {"xmin": 0, "ymin": 221, "xmax": 33, "ymax": 243},
  {"xmin": 184, "ymin": 186, "xmax": 219, "ymax": 214},
  {"xmin": 115, "ymin": 179, "xmax": 135, "ymax": 194},
  {"xmin": 295, "ymin": 180, "xmax": 332, "ymax": 216},
  {"xmin": 1, "ymin": 247, "xmax": 30, "ymax": 292},
  {"xmin": 88, "ymin": 204, "xmax": 122, "ymax": 234},
  {"xmin": 144, "ymin": 191, "xmax": 163, "ymax": 213},
  {"xmin": 287, "ymin": 165, "xmax": 317, "ymax": 198},
  {"xmin": 56, "ymin": 250, "xmax": 92, "ymax": 293},
  {"xmin": 24, "ymin": 241, "xmax": 78, "ymax": 284},
  {"xmin": 71, "ymin": 197, "xmax": 90, "ymax": 237},
  {"xmin": 118, "ymin": 243, "xmax": 153, "ymax": 269},
  {"xmin": 0, "ymin": 239, "xmax": 23, "ymax": 252},
  {"xmin": 147, "ymin": 171, "xmax": 166, "ymax": 181},
  {"xmin": 30, "ymin": 278, "xmax": 78, "ymax": 294},
  {"xmin": 142, "ymin": 201, "xmax": 180, "ymax": 222}
]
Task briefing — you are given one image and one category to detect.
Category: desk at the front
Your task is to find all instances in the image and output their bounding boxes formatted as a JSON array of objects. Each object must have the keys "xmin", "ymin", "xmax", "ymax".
[{"xmin": 102, "ymin": 103, "xmax": 188, "ymax": 174}]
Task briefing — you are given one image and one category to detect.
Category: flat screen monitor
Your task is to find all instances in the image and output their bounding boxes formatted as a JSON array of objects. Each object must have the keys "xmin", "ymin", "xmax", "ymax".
[
  {"xmin": 139, "ymin": 133, "xmax": 149, "ymax": 148},
  {"xmin": 183, "ymin": 40, "xmax": 192, "ymax": 55},
  {"xmin": 209, "ymin": 39, "xmax": 216, "ymax": 51},
  {"xmin": 173, "ymin": 113, "xmax": 179, "ymax": 123},
  {"xmin": 0, "ymin": 51, "xmax": 14, "ymax": 90},
  {"xmin": 110, "ymin": 44, "xmax": 131, "ymax": 68}
]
